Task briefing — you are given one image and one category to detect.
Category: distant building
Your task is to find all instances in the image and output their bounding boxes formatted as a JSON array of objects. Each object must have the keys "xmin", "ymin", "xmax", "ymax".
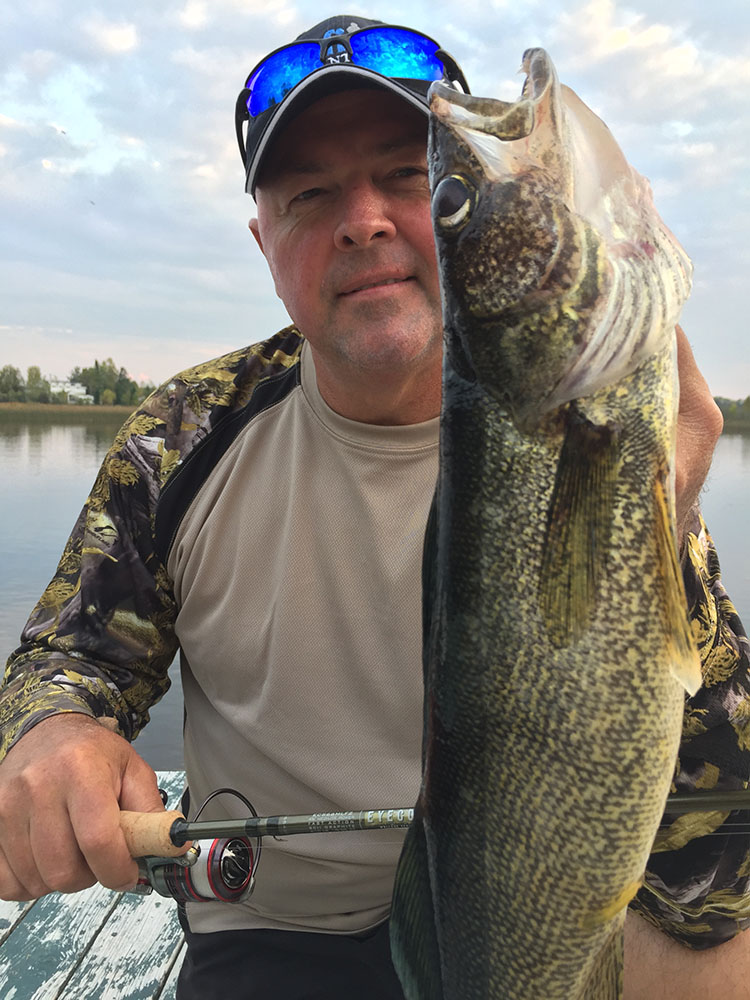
[{"xmin": 48, "ymin": 379, "xmax": 94, "ymax": 404}]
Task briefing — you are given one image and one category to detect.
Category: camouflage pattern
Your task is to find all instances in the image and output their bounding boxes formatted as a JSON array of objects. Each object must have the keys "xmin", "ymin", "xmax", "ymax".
[{"xmin": 636, "ymin": 515, "xmax": 750, "ymax": 946}]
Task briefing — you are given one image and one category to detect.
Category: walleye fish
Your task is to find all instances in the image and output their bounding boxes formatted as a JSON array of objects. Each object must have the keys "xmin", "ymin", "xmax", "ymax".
[{"xmin": 390, "ymin": 48, "xmax": 703, "ymax": 999}]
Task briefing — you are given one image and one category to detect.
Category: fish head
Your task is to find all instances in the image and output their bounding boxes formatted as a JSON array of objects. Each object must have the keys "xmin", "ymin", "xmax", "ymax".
[{"xmin": 428, "ymin": 48, "xmax": 692, "ymax": 424}]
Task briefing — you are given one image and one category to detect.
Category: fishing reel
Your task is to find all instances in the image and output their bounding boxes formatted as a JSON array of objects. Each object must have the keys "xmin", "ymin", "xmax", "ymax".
[
  {"xmin": 133, "ymin": 836, "xmax": 256, "ymax": 903},
  {"xmin": 130, "ymin": 787, "xmax": 261, "ymax": 903}
]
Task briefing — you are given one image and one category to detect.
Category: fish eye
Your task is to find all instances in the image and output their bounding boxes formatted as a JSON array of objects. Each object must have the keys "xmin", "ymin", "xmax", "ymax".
[{"xmin": 432, "ymin": 175, "xmax": 475, "ymax": 232}]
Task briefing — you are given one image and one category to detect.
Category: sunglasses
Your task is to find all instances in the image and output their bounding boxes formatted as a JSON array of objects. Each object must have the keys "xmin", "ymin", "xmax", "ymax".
[{"xmin": 235, "ymin": 25, "xmax": 468, "ymax": 165}]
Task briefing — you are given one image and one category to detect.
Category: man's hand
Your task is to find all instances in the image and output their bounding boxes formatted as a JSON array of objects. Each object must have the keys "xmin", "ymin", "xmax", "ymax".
[
  {"xmin": 674, "ymin": 325, "xmax": 724, "ymax": 543},
  {"xmin": 0, "ymin": 713, "xmax": 165, "ymax": 900}
]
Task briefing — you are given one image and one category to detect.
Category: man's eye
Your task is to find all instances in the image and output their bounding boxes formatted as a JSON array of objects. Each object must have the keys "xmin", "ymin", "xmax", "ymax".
[{"xmin": 292, "ymin": 187, "xmax": 323, "ymax": 203}]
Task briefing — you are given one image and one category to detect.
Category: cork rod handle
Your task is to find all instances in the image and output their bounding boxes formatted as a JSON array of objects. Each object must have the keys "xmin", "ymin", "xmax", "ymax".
[{"xmin": 120, "ymin": 809, "xmax": 189, "ymax": 857}]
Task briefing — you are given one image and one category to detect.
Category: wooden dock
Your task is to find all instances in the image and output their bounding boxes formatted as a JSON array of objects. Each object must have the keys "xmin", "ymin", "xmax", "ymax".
[{"xmin": 0, "ymin": 772, "xmax": 186, "ymax": 1000}]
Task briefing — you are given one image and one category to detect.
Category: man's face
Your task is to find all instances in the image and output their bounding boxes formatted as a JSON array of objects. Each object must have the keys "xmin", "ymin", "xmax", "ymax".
[{"xmin": 250, "ymin": 89, "xmax": 443, "ymax": 384}]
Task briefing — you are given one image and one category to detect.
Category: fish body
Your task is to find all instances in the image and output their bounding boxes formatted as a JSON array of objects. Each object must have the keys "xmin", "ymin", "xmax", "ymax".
[{"xmin": 390, "ymin": 49, "xmax": 702, "ymax": 999}]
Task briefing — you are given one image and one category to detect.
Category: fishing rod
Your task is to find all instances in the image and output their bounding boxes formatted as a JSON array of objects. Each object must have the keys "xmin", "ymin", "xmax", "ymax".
[
  {"xmin": 123, "ymin": 792, "xmax": 414, "ymax": 904},
  {"xmin": 122, "ymin": 788, "xmax": 750, "ymax": 903},
  {"xmin": 123, "ymin": 805, "xmax": 415, "ymax": 855}
]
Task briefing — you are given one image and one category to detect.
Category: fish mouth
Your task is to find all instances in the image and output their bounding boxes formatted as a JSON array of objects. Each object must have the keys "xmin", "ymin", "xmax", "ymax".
[{"xmin": 338, "ymin": 276, "xmax": 415, "ymax": 296}]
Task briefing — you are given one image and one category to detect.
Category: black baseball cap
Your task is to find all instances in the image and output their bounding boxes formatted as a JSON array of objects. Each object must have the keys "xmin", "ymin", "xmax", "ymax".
[{"xmin": 235, "ymin": 15, "xmax": 470, "ymax": 196}]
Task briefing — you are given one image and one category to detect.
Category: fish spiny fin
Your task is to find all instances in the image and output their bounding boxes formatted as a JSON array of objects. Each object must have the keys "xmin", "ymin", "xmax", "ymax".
[
  {"xmin": 539, "ymin": 408, "xmax": 620, "ymax": 647},
  {"xmin": 653, "ymin": 473, "xmax": 702, "ymax": 695},
  {"xmin": 390, "ymin": 812, "xmax": 444, "ymax": 1000}
]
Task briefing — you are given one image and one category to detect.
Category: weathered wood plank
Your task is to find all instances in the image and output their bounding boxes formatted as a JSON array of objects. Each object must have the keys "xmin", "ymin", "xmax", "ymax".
[
  {"xmin": 60, "ymin": 893, "xmax": 183, "ymax": 1000},
  {"xmin": 0, "ymin": 898, "xmax": 36, "ymax": 947},
  {"xmin": 156, "ymin": 772, "xmax": 186, "ymax": 806},
  {"xmin": 157, "ymin": 940, "xmax": 186, "ymax": 1000},
  {"xmin": 0, "ymin": 883, "xmax": 120, "ymax": 999}
]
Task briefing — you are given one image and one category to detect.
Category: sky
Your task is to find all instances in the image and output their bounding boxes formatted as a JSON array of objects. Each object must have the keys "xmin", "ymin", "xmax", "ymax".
[{"xmin": 1, "ymin": 0, "xmax": 748, "ymax": 397}]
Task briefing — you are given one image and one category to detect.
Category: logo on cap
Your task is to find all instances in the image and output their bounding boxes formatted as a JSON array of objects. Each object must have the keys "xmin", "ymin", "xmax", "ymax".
[{"xmin": 322, "ymin": 24, "xmax": 361, "ymax": 65}]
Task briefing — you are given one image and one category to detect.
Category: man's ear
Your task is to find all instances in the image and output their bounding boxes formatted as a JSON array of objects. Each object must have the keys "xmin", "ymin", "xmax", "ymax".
[{"xmin": 248, "ymin": 217, "xmax": 264, "ymax": 254}]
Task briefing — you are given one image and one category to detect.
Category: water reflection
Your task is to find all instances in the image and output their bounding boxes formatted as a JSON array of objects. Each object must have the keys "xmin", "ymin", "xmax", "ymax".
[{"xmin": 1, "ymin": 422, "xmax": 122, "ymax": 480}]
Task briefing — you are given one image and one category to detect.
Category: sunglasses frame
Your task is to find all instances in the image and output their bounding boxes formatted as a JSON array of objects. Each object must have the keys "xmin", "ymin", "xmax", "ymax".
[{"xmin": 234, "ymin": 25, "xmax": 469, "ymax": 169}]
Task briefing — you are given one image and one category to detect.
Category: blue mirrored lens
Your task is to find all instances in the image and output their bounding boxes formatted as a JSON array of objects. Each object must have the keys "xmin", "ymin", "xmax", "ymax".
[
  {"xmin": 245, "ymin": 28, "xmax": 446, "ymax": 119},
  {"xmin": 247, "ymin": 42, "xmax": 320, "ymax": 116},
  {"xmin": 350, "ymin": 28, "xmax": 445, "ymax": 80}
]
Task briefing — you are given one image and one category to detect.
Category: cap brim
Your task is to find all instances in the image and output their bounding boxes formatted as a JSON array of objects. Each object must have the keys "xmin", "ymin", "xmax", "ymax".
[{"xmin": 245, "ymin": 65, "xmax": 430, "ymax": 196}]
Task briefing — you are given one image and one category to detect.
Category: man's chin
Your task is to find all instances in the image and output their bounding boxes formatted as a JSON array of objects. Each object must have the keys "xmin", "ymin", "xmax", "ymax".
[{"xmin": 332, "ymin": 323, "xmax": 442, "ymax": 375}]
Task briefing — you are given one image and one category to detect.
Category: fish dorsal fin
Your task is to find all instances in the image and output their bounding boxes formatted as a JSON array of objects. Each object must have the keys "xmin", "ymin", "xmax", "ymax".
[
  {"xmin": 539, "ymin": 406, "xmax": 620, "ymax": 647},
  {"xmin": 652, "ymin": 472, "xmax": 703, "ymax": 695}
]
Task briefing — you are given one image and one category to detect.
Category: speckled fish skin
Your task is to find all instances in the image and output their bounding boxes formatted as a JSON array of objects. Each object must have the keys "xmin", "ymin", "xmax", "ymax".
[{"xmin": 390, "ymin": 49, "xmax": 702, "ymax": 1000}]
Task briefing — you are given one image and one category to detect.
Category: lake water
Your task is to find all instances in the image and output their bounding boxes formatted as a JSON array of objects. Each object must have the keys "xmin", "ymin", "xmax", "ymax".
[{"xmin": 1, "ymin": 415, "xmax": 749, "ymax": 771}]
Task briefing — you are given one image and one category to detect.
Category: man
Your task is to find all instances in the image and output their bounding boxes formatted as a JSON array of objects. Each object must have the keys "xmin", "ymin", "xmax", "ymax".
[{"xmin": 0, "ymin": 14, "xmax": 748, "ymax": 999}]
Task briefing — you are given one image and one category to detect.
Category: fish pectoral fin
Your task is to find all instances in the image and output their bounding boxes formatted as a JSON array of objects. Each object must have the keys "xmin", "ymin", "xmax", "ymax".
[
  {"xmin": 390, "ymin": 810, "xmax": 444, "ymax": 1000},
  {"xmin": 539, "ymin": 407, "xmax": 620, "ymax": 647},
  {"xmin": 653, "ymin": 473, "xmax": 703, "ymax": 695}
]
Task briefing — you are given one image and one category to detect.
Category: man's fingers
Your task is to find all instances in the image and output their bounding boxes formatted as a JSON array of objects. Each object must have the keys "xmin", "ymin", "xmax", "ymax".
[
  {"xmin": 69, "ymin": 773, "xmax": 144, "ymax": 889},
  {"xmin": 0, "ymin": 839, "xmax": 43, "ymax": 901},
  {"xmin": 118, "ymin": 750, "xmax": 164, "ymax": 816},
  {"xmin": 0, "ymin": 805, "xmax": 93, "ymax": 899},
  {"xmin": 64, "ymin": 752, "xmax": 162, "ymax": 889},
  {"xmin": 35, "ymin": 795, "xmax": 124, "ymax": 893}
]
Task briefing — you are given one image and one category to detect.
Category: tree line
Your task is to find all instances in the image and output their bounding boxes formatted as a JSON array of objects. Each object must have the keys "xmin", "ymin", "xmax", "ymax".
[
  {"xmin": 0, "ymin": 360, "xmax": 156, "ymax": 406},
  {"xmin": 4, "ymin": 363, "xmax": 746, "ymax": 425},
  {"xmin": 715, "ymin": 397, "xmax": 750, "ymax": 429}
]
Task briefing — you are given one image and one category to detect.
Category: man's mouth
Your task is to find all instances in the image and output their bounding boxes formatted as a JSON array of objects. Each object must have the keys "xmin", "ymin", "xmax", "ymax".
[{"xmin": 340, "ymin": 276, "xmax": 414, "ymax": 295}]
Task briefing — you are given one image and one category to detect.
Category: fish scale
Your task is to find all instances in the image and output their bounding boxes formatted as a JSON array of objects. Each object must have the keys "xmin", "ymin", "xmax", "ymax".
[{"xmin": 391, "ymin": 48, "xmax": 700, "ymax": 999}]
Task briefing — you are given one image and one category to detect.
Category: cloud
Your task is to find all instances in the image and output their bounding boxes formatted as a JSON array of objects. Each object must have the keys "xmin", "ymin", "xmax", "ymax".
[
  {"xmin": 82, "ymin": 17, "xmax": 139, "ymax": 55},
  {"xmin": 178, "ymin": 1, "xmax": 209, "ymax": 30},
  {"xmin": 552, "ymin": 0, "xmax": 750, "ymax": 110}
]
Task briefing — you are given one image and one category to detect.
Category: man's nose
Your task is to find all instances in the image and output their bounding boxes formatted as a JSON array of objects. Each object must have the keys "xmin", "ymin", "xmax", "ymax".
[{"xmin": 333, "ymin": 185, "xmax": 397, "ymax": 250}]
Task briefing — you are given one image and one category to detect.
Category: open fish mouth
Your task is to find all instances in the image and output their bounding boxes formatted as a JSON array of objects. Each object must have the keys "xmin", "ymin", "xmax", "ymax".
[{"xmin": 425, "ymin": 49, "xmax": 692, "ymax": 422}]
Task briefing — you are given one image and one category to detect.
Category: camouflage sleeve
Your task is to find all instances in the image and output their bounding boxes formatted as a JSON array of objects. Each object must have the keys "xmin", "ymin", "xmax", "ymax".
[
  {"xmin": 0, "ymin": 397, "xmax": 179, "ymax": 760},
  {"xmin": 0, "ymin": 330, "xmax": 306, "ymax": 763},
  {"xmin": 631, "ymin": 508, "xmax": 750, "ymax": 948}
]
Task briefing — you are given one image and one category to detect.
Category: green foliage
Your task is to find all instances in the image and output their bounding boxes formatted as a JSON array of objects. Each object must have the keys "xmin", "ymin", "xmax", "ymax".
[
  {"xmin": 26, "ymin": 365, "xmax": 51, "ymax": 404},
  {"xmin": 714, "ymin": 396, "xmax": 750, "ymax": 429},
  {"xmin": 0, "ymin": 365, "xmax": 25, "ymax": 402},
  {"xmin": 70, "ymin": 357, "xmax": 138, "ymax": 405},
  {"xmin": 70, "ymin": 357, "xmax": 152, "ymax": 406}
]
